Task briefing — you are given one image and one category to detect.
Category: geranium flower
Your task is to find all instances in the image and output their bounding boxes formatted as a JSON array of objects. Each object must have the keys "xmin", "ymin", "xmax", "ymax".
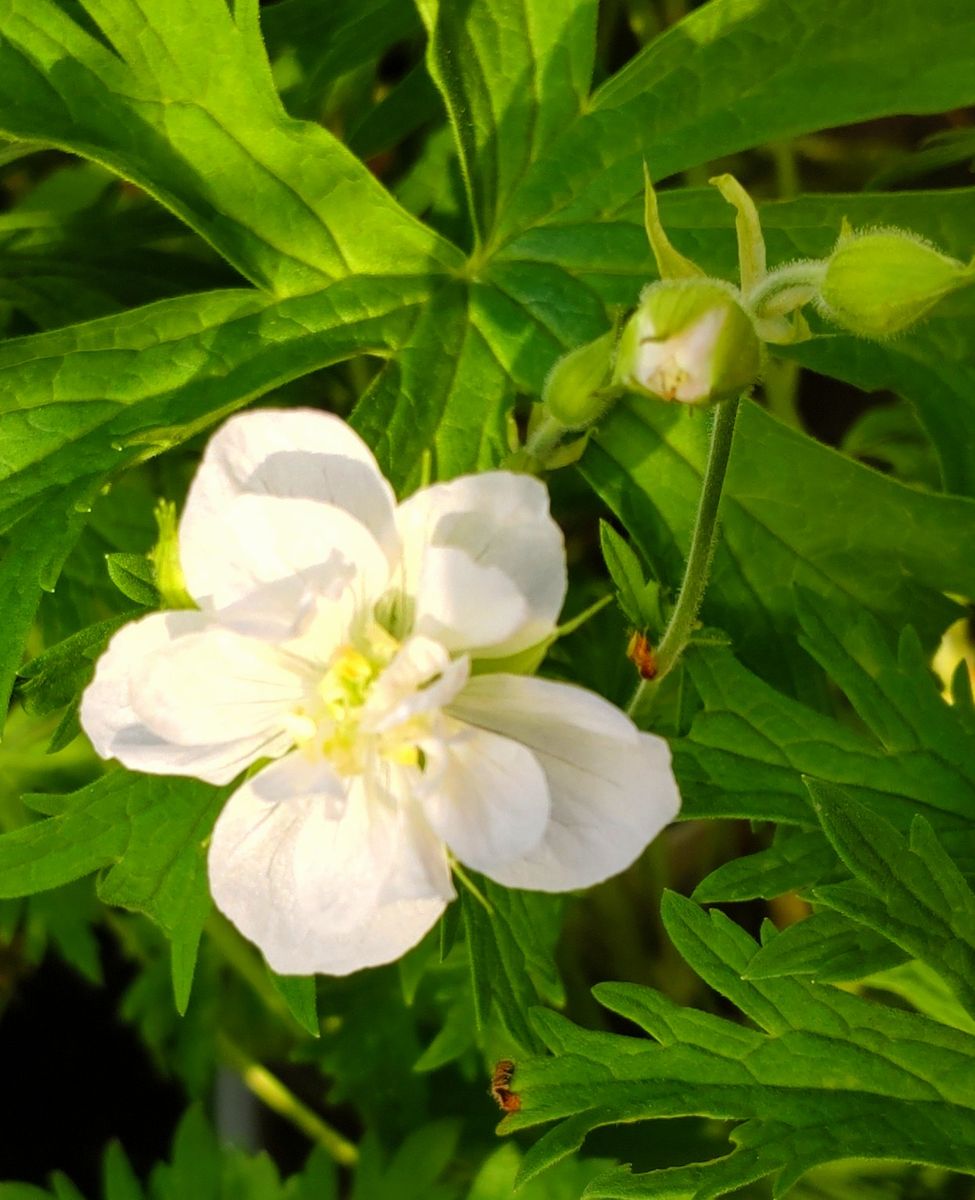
[{"xmin": 81, "ymin": 410, "xmax": 680, "ymax": 975}]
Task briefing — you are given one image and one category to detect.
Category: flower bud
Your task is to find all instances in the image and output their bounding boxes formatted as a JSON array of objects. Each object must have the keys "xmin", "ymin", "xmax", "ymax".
[
  {"xmin": 542, "ymin": 328, "xmax": 617, "ymax": 429},
  {"xmin": 150, "ymin": 499, "xmax": 196, "ymax": 610},
  {"xmin": 614, "ymin": 279, "xmax": 762, "ymax": 406},
  {"xmin": 819, "ymin": 227, "xmax": 974, "ymax": 338}
]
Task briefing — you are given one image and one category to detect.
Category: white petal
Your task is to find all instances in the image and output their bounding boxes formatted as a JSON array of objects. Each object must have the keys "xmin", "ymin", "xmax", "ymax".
[
  {"xmin": 130, "ymin": 625, "xmax": 312, "ymax": 745},
  {"xmin": 182, "ymin": 407, "xmax": 398, "ymax": 559},
  {"xmin": 80, "ymin": 613, "xmax": 294, "ymax": 785},
  {"xmin": 447, "ymin": 675, "xmax": 680, "ymax": 890},
  {"xmin": 181, "ymin": 493, "xmax": 390, "ymax": 614},
  {"xmin": 364, "ymin": 637, "xmax": 470, "ymax": 733},
  {"xmin": 214, "ymin": 571, "xmax": 358, "ymax": 663},
  {"xmin": 394, "ymin": 472, "xmax": 566, "ymax": 657},
  {"xmin": 208, "ymin": 754, "xmax": 454, "ymax": 975},
  {"xmin": 417, "ymin": 718, "xmax": 550, "ymax": 876},
  {"xmin": 412, "ymin": 546, "xmax": 529, "ymax": 654}
]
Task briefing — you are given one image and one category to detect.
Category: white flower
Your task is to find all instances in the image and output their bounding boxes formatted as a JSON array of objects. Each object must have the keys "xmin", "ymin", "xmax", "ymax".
[{"xmin": 81, "ymin": 410, "xmax": 680, "ymax": 975}]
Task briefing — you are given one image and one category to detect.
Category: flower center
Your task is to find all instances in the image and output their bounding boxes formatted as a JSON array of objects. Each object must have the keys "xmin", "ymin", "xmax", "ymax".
[{"xmin": 289, "ymin": 625, "xmax": 428, "ymax": 776}]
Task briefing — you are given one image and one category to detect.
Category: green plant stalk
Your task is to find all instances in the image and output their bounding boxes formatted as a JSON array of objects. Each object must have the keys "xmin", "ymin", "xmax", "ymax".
[
  {"xmin": 217, "ymin": 1032, "xmax": 359, "ymax": 1167},
  {"xmin": 747, "ymin": 260, "xmax": 826, "ymax": 316},
  {"xmin": 520, "ymin": 411, "xmax": 569, "ymax": 468},
  {"xmin": 628, "ymin": 396, "xmax": 741, "ymax": 724}
]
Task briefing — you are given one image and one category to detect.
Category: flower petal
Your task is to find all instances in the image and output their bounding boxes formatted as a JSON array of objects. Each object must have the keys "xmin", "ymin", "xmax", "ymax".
[
  {"xmin": 130, "ymin": 625, "xmax": 313, "ymax": 746},
  {"xmin": 364, "ymin": 636, "xmax": 470, "ymax": 733},
  {"xmin": 411, "ymin": 546, "xmax": 529, "ymax": 654},
  {"xmin": 182, "ymin": 407, "xmax": 398, "ymax": 558},
  {"xmin": 447, "ymin": 675, "xmax": 680, "ymax": 890},
  {"xmin": 208, "ymin": 754, "xmax": 454, "ymax": 975},
  {"xmin": 80, "ymin": 613, "xmax": 295, "ymax": 785},
  {"xmin": 417, "ymin": 718, "xmax": 550, "ymax": 876},
  {"xmin": 181, "ymin": 492, "xmax": 390, "ymax": 614},
  {"xmin": 394, "ymin": 472, "xmax": 566, "ymax": 657}
]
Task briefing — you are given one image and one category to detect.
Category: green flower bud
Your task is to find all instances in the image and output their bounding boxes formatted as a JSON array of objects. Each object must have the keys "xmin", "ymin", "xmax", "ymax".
[
  {"xmin": 150, "ymin": 499, "xmax": 197, "ymax": 610},
  {"xmin": 819, "ymin": 226, "xmax": 974, "ymax": 338},
  {"xmin": 614, "ymin": 279, "xmax": 762, "ymax": 406},
  {"xmin": 542, "ymin": 328, "xmax": 617, "ymax": 429}
]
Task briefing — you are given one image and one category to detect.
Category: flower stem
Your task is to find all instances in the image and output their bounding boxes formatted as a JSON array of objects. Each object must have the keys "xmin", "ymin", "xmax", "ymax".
[
  {"xmin": 628, "ymin": 396, "xmax": 740, "ymax": 724},
  {"xmin": 747, "ymin": 260, "xmax": 825, "ymax": 317},
  {"xmin": 521, "ymin": 412, "xmax": 569, "ymax": 468},
  {"xmin": 217, "ymin": 1033, "xmax": 359, "ymax": 1167}
]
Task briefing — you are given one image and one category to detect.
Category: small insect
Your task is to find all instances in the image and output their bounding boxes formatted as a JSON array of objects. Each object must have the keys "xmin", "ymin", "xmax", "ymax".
[
  {"xmin": 490, "ymin": 1059, "xmax": 521, "ymax": 1113},
  {"xmin": 627, "ymin": 630, "xmax": 657, "ymax": 680}
]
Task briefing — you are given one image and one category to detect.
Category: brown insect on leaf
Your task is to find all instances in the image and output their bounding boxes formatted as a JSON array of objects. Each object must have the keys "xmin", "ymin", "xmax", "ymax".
[
  {"xmin": 627, "ymin": 630, "xmax": 657, "ymax": 680},
  {"xmin": 490, "ymin": 1058, "xmax": 521, "ymax": 1113}
]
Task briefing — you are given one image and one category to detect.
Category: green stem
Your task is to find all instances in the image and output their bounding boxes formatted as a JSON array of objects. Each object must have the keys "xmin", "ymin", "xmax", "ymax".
[
  {"xmin": 522, "ymin": 412, "xmax": 568, "ymax": 466},
  {"xmin": 747, "ymin": 260, "xmax": 825, "ymax": 317},
  {"xmin": 217, "ymin": 1033, "xmax": 358, "ymax": 1167},
  {"xmin": 628, "ymin": 397, "xmax": 741, "ymax": 724},
  {"xmin": 769, "ymin": 140, "xmax": 800, "ymax": 199}
]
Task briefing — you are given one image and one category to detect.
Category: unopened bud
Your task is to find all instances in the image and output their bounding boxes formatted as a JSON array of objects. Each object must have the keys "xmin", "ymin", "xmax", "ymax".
[
  {"xmin": 819, "ymin": 226, "xmax": 974, "ymax": 338},
  {"xmin": 150, "ymin": 500, "xmax": 196, "ymax": 610},
  {"xmin": 542, "ymin": 329, "xmax": 617, "ymax": 429},
  {"xmin": 614, "ymin": 279, "xmax": 762, "ymax": 406}
]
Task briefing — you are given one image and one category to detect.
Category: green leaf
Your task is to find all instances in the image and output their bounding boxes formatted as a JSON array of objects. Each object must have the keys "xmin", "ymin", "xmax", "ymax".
[
  {"xmin": 585, "ymin": 398, "xmax": 975, "ymax": 701},
  {"xmin": 743, "ymin": 907, "xmax": 908, "ymax": 983},
  {"xmin": 494, "ymin": 0, "xmax": 975, "ymax": 244},
  {"xmin": 0, "ymin": 278, "xmax": 425, "ymax": 534},
  {"xmin": 350, "ymin": 1122, "xmax": 461, "ymax": 1200},
  {"xmin": 17, "ymin": 614, "xmax": 131, "ymax": 719},
  {"xmin": 269, "ymin": 971, "xmax": 320, "ymax": 1039},
  {"xmin": 679, "ymin": 594, "xmax": 975, "ymax": 919},
  {"xmin": 303, "ymin": 968, "xmax": 428, "ymax": 1141},
  {"xmin": 598, "ymin": 521, "xmax": 662, "ymax": 632},
  {"xmin": 413, "ymin": 994, "xmax": 476, "ymax": 1074},
  {"xmin": 350, "ymin": 283, "xmax": 513, "ymax": 489},
  {"xmin": 466, "ymin": 1143, "xmax": 613, "ymax": 1200},
  {"xmin": 0, "ymin": 486, "xmax": 96, "ymax": 732},
  {"xmin": 0, "ymin": 163, "xmax": 235, "ymax": 332},
  {"xmin": 808, "ymin": 780, "xmax": 975, "ymax": 1017},
  {"xmin": 347, "ymin": 64, "xmax": 443, "ymax": 162},
  {"xmin": 20, "ymin": 881, "xmax": 103, "ymax": 984},
  {"xmin": 791, "ymin": 294, "xmax": 975, "ymax": 496},
  {"xmin": 461, "ymin": 876, "xmax": 564, "ymax": 1052},
  {"xmin": 49, "ymin": 1179, "xmax": 84, "ymax": 1200},
  {"xmin": 504, "ymin": 893, "xmax": 975, "ymax": 1199},
  {"xmin": 262, "ymin": 0, "xmax": 422, "ymax": 121},
  {"xmin": 419, "ymin": 0, "xmax": 596, "ymax": 246},
  {"xmin": 838, "ymin": 399, "xmax": 942, "ymax": 490},
  {"xmin": 102, "ymin": 1142, "xmax": 144, "ymax": 1200},
  {"xmin": 692, "ymin": 826, "xmax": 840, "ymax": 905},
  {"xmin": 0, "ymin": 0, "xmax": 459, "ymax": 294},
  {"xmin": 104, "ymin": 555, "xmax": 159, "ymax": 608},
  {"xmin": 0, "ymin": 769, "xmax": 228, "ymax": 1011},
  {"xmin": 863, "ymin": 961, "xmax": 975, "ymax": 1036},
  {"xmin": 149, "ymin": 1106, "xmax": 221, "ymax": 1200}
]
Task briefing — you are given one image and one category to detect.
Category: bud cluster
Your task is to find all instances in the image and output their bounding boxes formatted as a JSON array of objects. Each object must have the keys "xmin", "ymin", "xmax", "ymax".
[{"xmin": 511, "ymin": 171, "xmax": 972, "ymax": 471}]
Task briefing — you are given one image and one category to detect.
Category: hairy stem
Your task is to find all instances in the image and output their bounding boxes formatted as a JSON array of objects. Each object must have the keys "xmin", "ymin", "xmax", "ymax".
[
  {"xmin": 628, "ymin": 397, "xmax": 741, "ymax": 724},
  {"xmin": 521, "ymin": 412, "xmax": 568, "ymax": 467}
]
